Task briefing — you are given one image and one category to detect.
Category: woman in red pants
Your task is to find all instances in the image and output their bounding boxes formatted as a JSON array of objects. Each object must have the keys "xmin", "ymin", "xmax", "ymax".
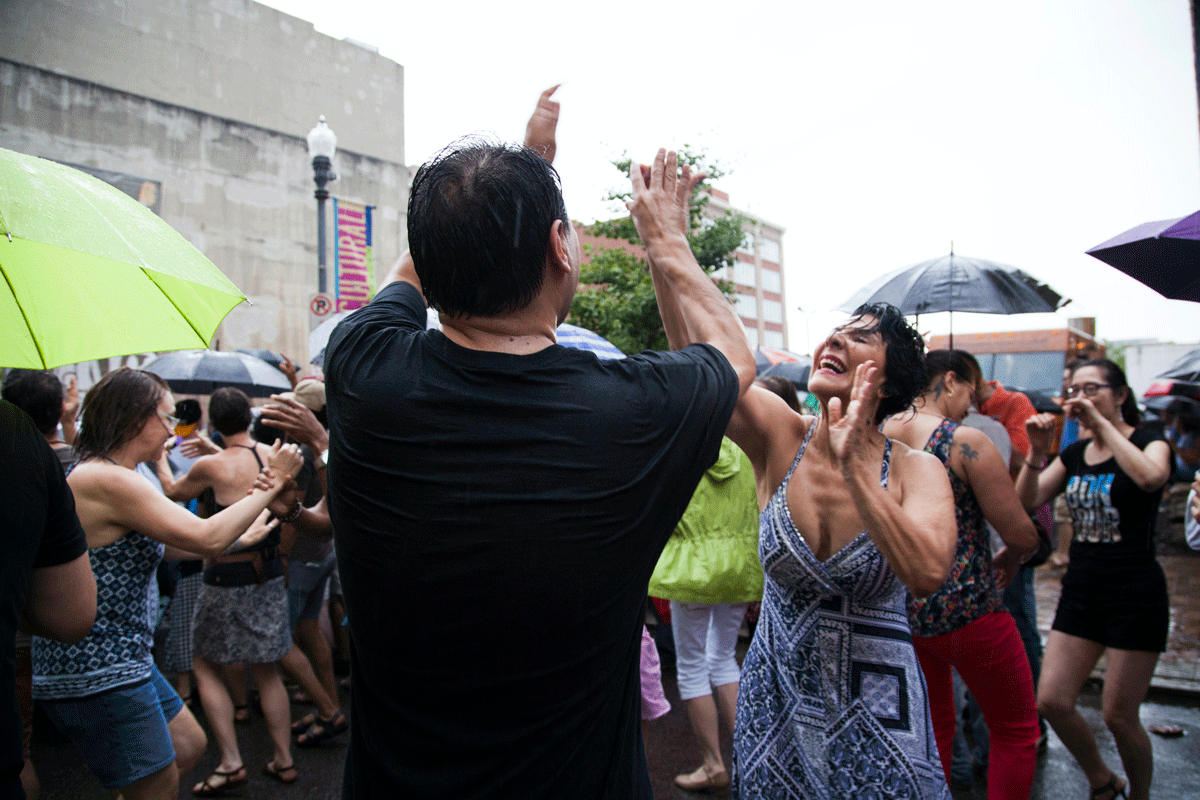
[{"xmin": 883, "ymin": 349, "xmax": 1041, "ymax": 799}]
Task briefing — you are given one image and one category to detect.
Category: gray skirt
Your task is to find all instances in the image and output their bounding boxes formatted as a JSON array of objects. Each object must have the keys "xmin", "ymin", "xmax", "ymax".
[{"xmin": 192, "ymin": 576, "xmax": 290, "ymax": 664}]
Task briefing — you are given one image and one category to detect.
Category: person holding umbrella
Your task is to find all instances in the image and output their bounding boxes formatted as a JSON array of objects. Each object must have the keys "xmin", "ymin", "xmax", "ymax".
[
  {"xmin": 31, "ymin": 369, "xmax": 302, "ymax": 800},
  {"xmin": 1018, "ymin": 358, "xmax": 1172, "ymax": 800}
]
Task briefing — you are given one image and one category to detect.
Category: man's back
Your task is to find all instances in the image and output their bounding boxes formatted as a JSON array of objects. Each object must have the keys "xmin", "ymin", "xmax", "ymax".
[{"xmin": 326, "ymin": 282, "xmax": 737, "ymax": 799}]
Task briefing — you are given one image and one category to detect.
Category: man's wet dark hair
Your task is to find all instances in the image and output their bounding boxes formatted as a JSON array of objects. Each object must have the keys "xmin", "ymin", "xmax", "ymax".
[
  {"xmin": 408, "ymin": 138, "xmax": 570, "ymax": 317},
  {"xmin": 75, "ymin": 368, "xmax": 168, "ymax": 462},
  {"xmin": 2, "ymin": 369, "xmax": 65, "ymax": 437},
  {"xmin": 850, "ymin": 302, "xmax": 927, "ymax": 424},
  {"xmin": 209, "ymin": 387, "xmax": 252, "ymax": 436},
  {"xmin": 1071, "ymin": 357, "xmax": 1140, "ymax": 427}
]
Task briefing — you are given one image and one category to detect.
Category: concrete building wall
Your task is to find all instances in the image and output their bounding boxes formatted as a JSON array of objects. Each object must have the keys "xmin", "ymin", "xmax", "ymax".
[
  {"xmin": 1, "ymin": 0, "xmax": 408, "ymax": 370},
  {"xmin": 3, "ymin": 0, "xmax": 403, "ymax": 164}
]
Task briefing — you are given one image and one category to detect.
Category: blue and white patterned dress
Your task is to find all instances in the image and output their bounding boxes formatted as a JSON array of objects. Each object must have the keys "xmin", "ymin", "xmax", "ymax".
[{"xmin": 733, "ymin": 424, "xmax": 949, "ymax": 800}]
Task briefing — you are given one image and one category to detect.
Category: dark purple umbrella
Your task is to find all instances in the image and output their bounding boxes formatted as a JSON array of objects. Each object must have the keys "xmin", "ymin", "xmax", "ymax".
[{"xmin": 1085, "ymin": 210, "xmax": 1200, "ymax": 302}]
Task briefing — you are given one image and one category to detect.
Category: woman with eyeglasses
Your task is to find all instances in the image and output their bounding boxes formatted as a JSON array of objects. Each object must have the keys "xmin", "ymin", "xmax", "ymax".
[
  {"xmin": 31, "ymin": 369, "xmax": 303, "ymax": 800},
  {"xmin": 1017, "ymin": 358, "xmax": 1172, "ymax": 800}
]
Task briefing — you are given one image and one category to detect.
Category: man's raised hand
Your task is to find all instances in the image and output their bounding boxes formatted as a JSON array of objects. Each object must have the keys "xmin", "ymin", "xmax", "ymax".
[{"xmin": 524, "ymin": 85, "xmax": 561, "ymax": 164}]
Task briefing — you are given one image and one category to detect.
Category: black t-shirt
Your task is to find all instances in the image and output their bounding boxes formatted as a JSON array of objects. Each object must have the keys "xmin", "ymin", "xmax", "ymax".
[
  {"xmin": 325, "ymin": 282, "xmax": 738, "ymax": 800},
  {"xmin": 1057, "ymin": 427, "xmax": 1166, "ymax": 584},
  {"xmin": 1, "ymin": 400, "xmax": 87, "ymax": 799}
]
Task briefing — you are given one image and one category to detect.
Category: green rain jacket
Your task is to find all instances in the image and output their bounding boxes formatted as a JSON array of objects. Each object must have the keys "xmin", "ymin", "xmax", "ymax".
[{"xmin": 647, "ymin": 437, "xmax": 764, "ymax": 603}]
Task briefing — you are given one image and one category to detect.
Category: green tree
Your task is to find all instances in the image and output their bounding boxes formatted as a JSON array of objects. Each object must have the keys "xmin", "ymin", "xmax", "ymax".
[{"xmin": 569, "ymin": 147, "xmax": 746, "ymax": 354}]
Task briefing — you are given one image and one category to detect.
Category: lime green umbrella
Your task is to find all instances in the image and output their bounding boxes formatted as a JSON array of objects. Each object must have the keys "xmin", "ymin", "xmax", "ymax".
[{"xmin": 0, "ymin": 148, "xmax": 246, "ymax": 369}]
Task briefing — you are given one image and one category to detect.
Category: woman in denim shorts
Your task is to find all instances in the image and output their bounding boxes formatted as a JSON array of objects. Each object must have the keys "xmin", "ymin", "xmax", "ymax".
[{"xmin": 32, "ymin": 369, "xmax": 302, "ymax": 799}]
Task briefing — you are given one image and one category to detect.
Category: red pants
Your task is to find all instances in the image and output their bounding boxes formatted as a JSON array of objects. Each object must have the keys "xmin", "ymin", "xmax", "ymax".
[{"xmin": 914, "ymin": 611, "xmax": 1039, "ymax": 800}]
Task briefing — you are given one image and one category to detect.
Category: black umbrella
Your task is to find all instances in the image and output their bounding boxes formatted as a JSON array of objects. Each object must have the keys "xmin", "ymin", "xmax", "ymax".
[
  {"xmin": 142, "ymin": 350, "xmax": 291, "ymax": 398},
  {"xmin": 236, "ymin": 348, "xmax": 288, "ymax": 371},
  {"xmin": 1008, "ymin": 387, "xmax": 1062, "ymax": 415},
  {"xmin": 1156, "ymin": 348, "xmax": 1200, "ymax": 383},
  {"xmin": 761, "ymin": 359, "xmax": 812, "ymax": 390},
  {"xmin": 1085, "ymin": 210, "xmax": 1200, "ymax": 302},
  {"xmin": 838, "ymin": 252, "xmax": 1070, "ymax": 346}
]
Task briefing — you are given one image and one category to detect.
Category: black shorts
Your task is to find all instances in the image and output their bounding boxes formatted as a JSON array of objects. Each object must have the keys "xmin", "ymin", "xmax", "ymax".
[{"xmin": 1052, "ymin": 562, "xmax": 1169, "ymax": 652}]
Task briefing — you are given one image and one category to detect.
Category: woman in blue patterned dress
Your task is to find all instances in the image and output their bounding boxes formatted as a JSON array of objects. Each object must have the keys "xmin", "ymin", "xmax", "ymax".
[
  {"xmin": 32, "ymin": 369, "xmax": 302, "ymax": 800},
  {"xmin": 883, "ymin": 349, "xmax": 1042, "ymax": 799},
  {"xmin": 726, "ymin": 305, "xmax": 958, "ymax": 799}
]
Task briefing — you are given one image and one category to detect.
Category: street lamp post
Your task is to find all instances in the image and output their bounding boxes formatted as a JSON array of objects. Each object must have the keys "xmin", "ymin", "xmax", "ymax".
[{"xmin": 306, "ymin": 116, "xmax": 338, "ymax": 294}]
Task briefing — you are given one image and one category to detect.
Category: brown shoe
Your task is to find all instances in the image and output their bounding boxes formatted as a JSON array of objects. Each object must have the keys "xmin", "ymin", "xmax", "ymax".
[{"xmin": 674, "ymin": 764, "xmax": 730, "ymax": 792}]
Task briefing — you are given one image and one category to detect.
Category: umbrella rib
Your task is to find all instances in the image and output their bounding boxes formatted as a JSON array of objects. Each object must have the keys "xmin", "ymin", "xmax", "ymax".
[
  {"xmin": 142, "ymin": 267, "xmax": 237, "ymax": 348},
  {"xmin": 0, "ymin": 261, "xmax": 48, "ymax": 368},
  {"xmin": 57, "ymin": 175, "xmax": 244, "ymax": 345}
]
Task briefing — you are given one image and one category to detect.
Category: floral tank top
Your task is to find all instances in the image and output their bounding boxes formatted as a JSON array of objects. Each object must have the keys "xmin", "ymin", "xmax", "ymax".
[{"xmin": 907, "ymin": 418, "xmax": 1002, "ymax": 637}]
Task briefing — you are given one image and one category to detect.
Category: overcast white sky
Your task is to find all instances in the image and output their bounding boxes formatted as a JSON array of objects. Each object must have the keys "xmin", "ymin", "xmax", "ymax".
[{"xmin": 263, "ymin": 0, "xmax": 1198, "ymax": 354}]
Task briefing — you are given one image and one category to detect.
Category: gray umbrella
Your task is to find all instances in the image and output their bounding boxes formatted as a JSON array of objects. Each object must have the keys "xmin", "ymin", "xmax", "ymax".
[
  {"xmin": 142, "ymin": 350, "xmax": 291, "ymax": 398},
  {"xmin": 838, "ymin": 252, "xmax": 1070, "ymax": 346}
]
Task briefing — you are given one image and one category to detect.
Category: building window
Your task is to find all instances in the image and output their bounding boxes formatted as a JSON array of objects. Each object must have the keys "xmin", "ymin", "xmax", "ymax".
[
  {"xmin": 744, "ymin": 326, "xmax": 759, "ymax": 348},
  {"xmin": 734, "ymin": 260, "xmax": 756, "ymax": 286},
  {"xmin": 763, "ymin": 329, "xmax": 784, "ymax": 348},
  {"xmin": 761, "ymin": 268, "xmax": 781, "ymax": 293},
  {"xmin": 737, "ymin": 230, "xmax": 755, "ymax": 256},
  {"xmin": 759, "ymin": 238, "xmax": 781, "ymax": 263},
  {"xmin": 763, "ymin": 299, "xmax": 783, "ymax": 323},
  {"xmin": 735, "ymin": 292, "xmax": 758, "ymax": 318}
]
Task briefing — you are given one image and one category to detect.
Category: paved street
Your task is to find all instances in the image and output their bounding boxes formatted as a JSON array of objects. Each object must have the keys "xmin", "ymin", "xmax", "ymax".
[{"xmin": 32, "ymin": 515, "xmax": 1200, "ymax": 799}]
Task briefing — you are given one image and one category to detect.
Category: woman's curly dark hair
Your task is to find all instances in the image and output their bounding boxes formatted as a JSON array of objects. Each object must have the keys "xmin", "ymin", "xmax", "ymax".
[{"xmin": 850, "ymin": 303, "xmax": 927, "ymax": 424}]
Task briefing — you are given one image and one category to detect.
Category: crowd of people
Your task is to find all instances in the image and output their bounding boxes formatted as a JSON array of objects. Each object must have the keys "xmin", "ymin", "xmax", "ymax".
[{"xmin": 4, "ymin": 86, "xmax": 1198, "ymax": 800}]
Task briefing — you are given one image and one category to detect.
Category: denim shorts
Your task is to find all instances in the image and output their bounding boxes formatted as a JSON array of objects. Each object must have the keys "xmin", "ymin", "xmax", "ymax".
[
  {"xmin": 39, "ymin": 667, "xmax": 183, "ymax": 789},
  {"xmin": 288, "ymin": 551, "xmax": 336, "ymax": 629}
]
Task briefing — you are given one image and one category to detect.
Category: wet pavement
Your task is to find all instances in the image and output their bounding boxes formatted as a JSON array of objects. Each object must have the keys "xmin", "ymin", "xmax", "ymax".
[{"xmin": 30, "ymin": 515, "xmax": 1200, "ymax": 799}]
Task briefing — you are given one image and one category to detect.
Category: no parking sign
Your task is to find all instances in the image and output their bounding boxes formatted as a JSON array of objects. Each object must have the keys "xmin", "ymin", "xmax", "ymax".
[{"xmin": 309, "ymin": 293, "xmax": 333, "ymax": 331}]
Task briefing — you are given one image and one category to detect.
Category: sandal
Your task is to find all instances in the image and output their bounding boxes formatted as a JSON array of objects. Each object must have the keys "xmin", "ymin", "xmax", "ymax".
[
  {"xmin": 295, "ymin": 710, "xmax": 349, "ymax": 747},
  {"xmin": 1148, "ymin": 724, "xmax": 1184, "ymax": 737},
  {"xmin": 262, "ymin": 761, "xmax": 298, "ymax": 784},
  {"xmin": 192, "ymin": 765, "xmax": 247, "ymax": 796},
  {"xmin": 1090, "ymin": 774, "xmax": 1128, "ymax": 800},
  {"xmin": 291, "ymin": 712, "xmax": 317, "ymax": 735},
  {"xmin": 232, "ymin": 703, "xmax": 252, "ymax": 724}
]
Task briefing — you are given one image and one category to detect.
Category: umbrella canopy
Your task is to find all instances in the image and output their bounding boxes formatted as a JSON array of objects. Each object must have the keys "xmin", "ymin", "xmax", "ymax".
[
  {"xmin": 557, "ymin": 323, "xmax": 626, "ymax": 359},
  {"xmin": 142, "ymin": 350, "xmax": 291, "ymax": 398},
  {"xmin": 236, "ymin": 348, "xmax": 287, "ymax": 370},
  {"xmin": 556, "ymin": 323, "xmax": 625, "ymax": 361},
  {"xmin": 1009, "ymin": 387, "xmax": 1062, "ymax": 415},
  {"xmin": 839, "ymin": 253, "xmax": 1069, "ymax": 317},
  {"xmin": 760, "ymin": 358, "xmax": 812, "ymax": 390},
  {"xmin": 756, "ymin": 345, "xmax": 806, "ymax": 371},
  {"xmin": 1154, "ymin": 348, "xmax": 1200, "ymax": 383},
  {"xmin": 1086, "ymin": 211, "xmax": 1200, "ymax": 302},
  {"xmin": 0, "ymin": 148, "xmax": 245, "ymax": 368}
]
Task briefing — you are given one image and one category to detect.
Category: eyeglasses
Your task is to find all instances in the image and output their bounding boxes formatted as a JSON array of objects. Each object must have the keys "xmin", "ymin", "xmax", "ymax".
[
  {"xmin": 1064, "ymin": 382, "xmax": 1112, "ymax": 398},
  {"xmin": 158, "ymin": 410, "xmax": 183, "ymax": 430}
]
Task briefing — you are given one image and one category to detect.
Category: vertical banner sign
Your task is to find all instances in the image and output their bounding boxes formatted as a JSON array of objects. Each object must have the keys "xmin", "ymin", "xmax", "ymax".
[{"xmin": 332, "ymin": 199, "xmax": 374, "ymax": 312}]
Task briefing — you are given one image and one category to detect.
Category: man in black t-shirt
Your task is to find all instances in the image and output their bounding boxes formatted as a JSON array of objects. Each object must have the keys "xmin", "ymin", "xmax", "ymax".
[
  {"xmin": 1, "ymin": 399, "xmax": 96, "ymax": 800},
  {"xmin": 325, "ymin": 93, "xmax": 755, "ymax": 800}
]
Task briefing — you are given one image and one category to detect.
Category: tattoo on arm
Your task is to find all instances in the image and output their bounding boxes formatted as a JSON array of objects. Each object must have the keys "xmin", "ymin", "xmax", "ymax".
[
  {"xmin": 959, "ymin": 441, "xmax": 980, "ymax": 461},
  {"xmin": 931, "ymin": 379, "xmax": 945, "ymax": 401}
]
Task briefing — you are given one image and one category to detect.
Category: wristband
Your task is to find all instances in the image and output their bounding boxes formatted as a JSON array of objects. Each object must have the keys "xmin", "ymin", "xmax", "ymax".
[
  {"xmin": 281, "ymin": 499, "xmax": 303, "ymax": 523},
  {"xmin": 1024, "ymin": 458, "xmax": 1047, "ymax": 471}
]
